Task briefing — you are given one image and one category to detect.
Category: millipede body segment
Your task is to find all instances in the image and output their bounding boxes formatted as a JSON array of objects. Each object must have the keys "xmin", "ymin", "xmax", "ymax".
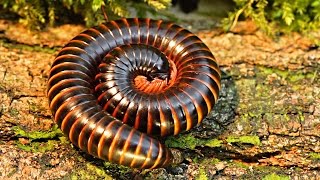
[{"xmin": 47, "ymin": 18, "xmax": 221, "ymax": 169}]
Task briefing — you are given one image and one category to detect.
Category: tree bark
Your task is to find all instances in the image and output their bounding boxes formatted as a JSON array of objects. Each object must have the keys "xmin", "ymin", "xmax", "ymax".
[{"xmin": 0, "ymin": 19, "xmax": 319, "ymax": 180}]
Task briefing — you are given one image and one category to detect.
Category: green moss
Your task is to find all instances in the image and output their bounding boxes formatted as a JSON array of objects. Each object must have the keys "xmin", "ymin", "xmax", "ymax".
[
  {"xmin": 58, "ymin": 136, "xmax": 69, "ymax": 144},
  {"xmin": 235, "ymin": 77, "xmax": 273, "ymax": 117},
  {"xmin": 0, "ymin": 39, "xmax": 57, "ymax": 54},
  {"xmin": 165, "ymin": 134, "xmax": 201, "ymax": 150},
  {"xmin": 204, "ymin": 139, "xmax": 222, "ymax": 148},
  {"xmin": 86, "ymin": 163, "xmax": 112, "ymax": 179},
  {"xmin": 262, "ymin": 173, "xmax": 290, "ymax": 180},
  {"xmin": 27, "ymin": 100, "xmax": 47, "ymax": 113},
  {"xmin": 71, "ymin": 163, "xmax": 113, "ymax": 180},
  {"xmin": 257, "ymin": 66, "xmax": 316, "ymax": 84},
  {"xmin": 260, "ymin": 67, "xmax": 289, "ymax": 78},
  {"xmin": 255, "ymin": 165, "xmax": 283, "ymax": 174},
  {"xmin": 232, "ymin": 161, "xmax": 250, "ymax": 169},
  {"xmin": 12, "ymin": 124, "xmax": 63, "ymax": 140},
  {"xmin": 226, "ymin": 135, "xmax": 261, "ymax": 146},
  {"xmin": 209, "ymin": 158, "xmax": 221, "ymax": 164},
  {"xmin": 9, "ymin": 108, "xmax": 19, "ymax": 116},
  {"xmin": 283, "ymin": 113, "xmax": 290, "ymax": 121},
  {"xmin": 199, "ymin": 158, "xmax": 221, "ymax": 165},
  {"xmin": 194, "ymin": 157, "xmax": 217, "ymax": 165},
  {"xmin": 13, "ymin": 125, "xmax": 66, "ymax": 152},
  {"xmin": 16, "ymin": 140, "xmax": 57, "ymax": 153},
  {"xmin": 298, "ymin": 111, "xmax": 305, "ymax": 122},
  {"xmin": 7, "ymin": 169, "xmax": 17, "ymax": 178},
  {"xmin": 196, "ymin": 167, "xmax": 208, "ymax": 180},
  {"xmin": 103, "ymin": 161, "xmax": 131, "ymax": 174},
  {"xmin": 165, "ymin": 134, "xmax": 222, "ymax": 150},
  {"xmin": 288, "ymin": 73, "xmax": 305, "ymax": 82},
  {"xmin": 309, "ymin": 152, "xmax": 320, "ymax": 159}
]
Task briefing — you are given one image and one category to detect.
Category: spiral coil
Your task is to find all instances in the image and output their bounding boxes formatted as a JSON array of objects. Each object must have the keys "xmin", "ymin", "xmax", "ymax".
[{"xmin": 47, "ymin": 18, "xmax": 221, "ymax": 169}]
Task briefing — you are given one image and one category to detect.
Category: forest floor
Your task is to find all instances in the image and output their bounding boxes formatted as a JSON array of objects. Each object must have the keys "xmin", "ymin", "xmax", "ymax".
[{"xmin": 0, "ymin": 17, "xmax": 319, "ymax": 180}]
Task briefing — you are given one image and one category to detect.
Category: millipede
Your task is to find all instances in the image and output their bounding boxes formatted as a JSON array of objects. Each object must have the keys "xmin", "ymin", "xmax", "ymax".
[{"xmin": 47, "ymin": 18, "xmax": 221, "ymax": 169}]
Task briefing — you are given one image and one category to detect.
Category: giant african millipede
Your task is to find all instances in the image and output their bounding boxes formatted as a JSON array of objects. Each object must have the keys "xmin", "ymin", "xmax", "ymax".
[{"xmin": 47, "ymin": 18, "xmax": 221, "ymax": 169}]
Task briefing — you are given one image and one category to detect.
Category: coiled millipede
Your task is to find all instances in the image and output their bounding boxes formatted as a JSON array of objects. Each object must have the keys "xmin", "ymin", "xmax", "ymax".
[{"xmin": 47, "ymin": 18, "xmax": 221, "ymax": 169}]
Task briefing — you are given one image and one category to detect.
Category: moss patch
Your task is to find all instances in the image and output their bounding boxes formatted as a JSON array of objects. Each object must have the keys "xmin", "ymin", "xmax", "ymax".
[
  {"xmin": 193, "ymin": 157, "xmax": 221, "ymax": 165},
  {"xmin": 103, "ymin": 161, "xmax": 131, "ymax": 173},
  {"xmin": 16, "ymin": 140, "xmax": 57, "ymax": 153},
  {"xmin": 13, "ymin": 125, "xmax": 65, "ymax": 153},
  {"xmin": 0, "ymin": 39, "xmax": 57, "ymax": 54},
  {"xmin": 165, "ymin": 134, "xmax": 222, "ymax": 150},
  {"xmin": 226, "ymin": 135, "xmax": 261, "ymax": 146},
  {"xmin": 231, "ymin": 161, "xmax": 250, "ymax": 169},
  {"xmin": 9, "ymin": 108, "xmax": 19, "ymax": 116},
  {"xmin": 196, "ymin": 167, "xmax": 208, "ymax": 180},
  {"xmin": 165, "ymin": 134, "xmax": 199, "ymax": 150},
  {"xmin": 235, "ymin": 77, "xmax": 273, "ymax": 117},
  {"xmin": 71, "ymin": 163, "xmax": 113, "ymax": 180},
  {"xmin": 257, "ymin": 66, "xmax": 316, "ymax": 83},
  {"xmin": 204, "ymin": 139, "xmax": 222, "ymax": 148},
  {"xmin": 12, "ymin": 124, "xmax": 63, "ymax": 140},
  {"xmin": 165, "ymin": 134, "xmax": 260, "ymax": 150},
  {"xmin": 262, "ymin": 173, "xmax": 290, "ymax": 180},
  {"xmin": 309, "ymin": 152, "xmax": 320, "ymax": 160}
]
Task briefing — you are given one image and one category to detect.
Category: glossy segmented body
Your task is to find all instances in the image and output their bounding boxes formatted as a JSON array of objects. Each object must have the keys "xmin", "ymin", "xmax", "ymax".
[{"xmin": 47, "ymin": 18, "xmax": 221, "ymax": 169}]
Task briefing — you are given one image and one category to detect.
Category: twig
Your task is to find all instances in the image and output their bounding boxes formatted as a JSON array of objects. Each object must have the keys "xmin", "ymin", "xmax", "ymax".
[
  {"xmin": 101, "ymin": 5, "xmax": 109, "ymax": 22},
  {"xmin": 230, "ymin": 0, "xmax": 254, "ymax": 31}
]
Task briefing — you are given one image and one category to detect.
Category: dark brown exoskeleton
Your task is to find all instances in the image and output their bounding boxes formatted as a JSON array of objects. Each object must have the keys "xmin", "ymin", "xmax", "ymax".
[{"xmin": 47, "ymin": 18, "xmax": 221, "ymax": 169}]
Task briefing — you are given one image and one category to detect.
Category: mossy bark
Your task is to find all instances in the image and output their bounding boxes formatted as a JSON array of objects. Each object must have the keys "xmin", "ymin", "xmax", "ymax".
[{"xmin": 0, "ymin": 19, "xmax": 319, "ymax": 180}]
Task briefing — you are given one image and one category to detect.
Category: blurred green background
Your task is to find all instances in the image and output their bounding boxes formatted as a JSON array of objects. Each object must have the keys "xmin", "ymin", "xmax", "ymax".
[{"xmin": 0, "ymin": 0, "xmax": 320, "ymax": 34}]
